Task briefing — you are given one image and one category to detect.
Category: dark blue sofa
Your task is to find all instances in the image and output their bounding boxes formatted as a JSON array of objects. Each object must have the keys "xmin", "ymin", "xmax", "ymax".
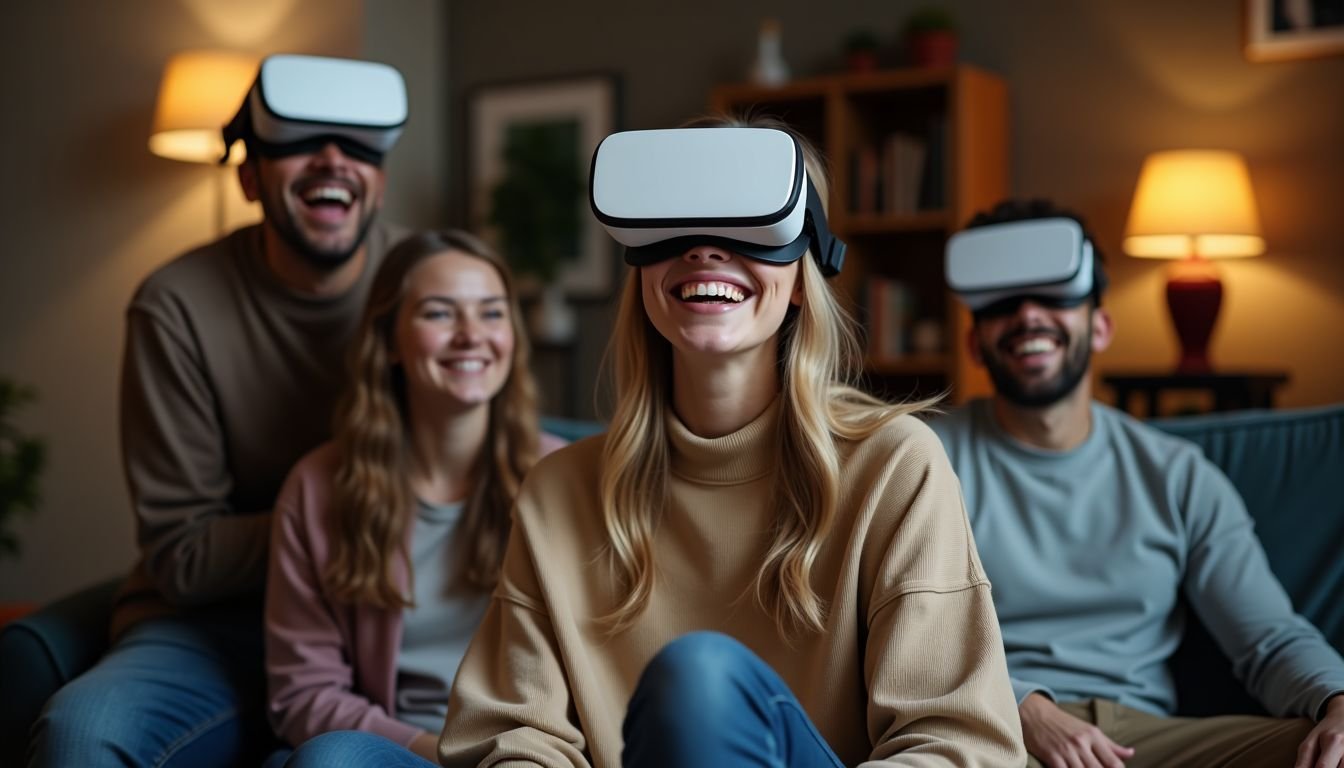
[{"xmin": 2, "ymin": 406, "xmax": 1341, "ymax": 761}]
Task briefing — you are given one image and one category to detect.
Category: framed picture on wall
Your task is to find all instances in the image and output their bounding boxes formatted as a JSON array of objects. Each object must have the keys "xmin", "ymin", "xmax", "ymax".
[
  {"xmin": 467, "ymin": 73, "xmax": 621, "ymax": 298},
  {"xmin": 1244, "ymin": 0, "xmax": 1344, "ymax": 61}
]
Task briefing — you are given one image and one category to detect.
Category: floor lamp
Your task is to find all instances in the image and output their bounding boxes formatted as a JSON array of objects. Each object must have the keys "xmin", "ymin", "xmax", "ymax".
[
  {"xmin": 1123, "ymin": 150, "xmax": 1265, "ymax": 372},
  {"xmin": 148, "ymin": 50, "xmax": 258, "ymax": 236}
]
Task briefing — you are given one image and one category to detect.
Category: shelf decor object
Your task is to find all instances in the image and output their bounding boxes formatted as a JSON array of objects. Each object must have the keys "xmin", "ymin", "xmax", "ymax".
[
  {"xmin": 1123, "ymin": 149, "xmax": 1265, "ymax": 373},
  {"xmin": 903, "ymin": 6, "xmax": 958, "ymax": 68}
]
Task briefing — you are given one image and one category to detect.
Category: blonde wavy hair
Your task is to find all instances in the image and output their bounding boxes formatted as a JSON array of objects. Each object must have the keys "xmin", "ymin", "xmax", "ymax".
[
  {"xmin": 324, "ymin": 230, "xmax": 542, "ymax": 609},
  {"xmin": 598, "ymin": 114, "xmax": 940, "ymax": 636}
]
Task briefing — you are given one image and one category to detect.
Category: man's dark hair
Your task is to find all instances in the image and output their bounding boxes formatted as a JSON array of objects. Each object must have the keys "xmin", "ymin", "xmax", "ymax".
[{"xmin": 964, "ymin": 198, "xmax": 1109, "ymax": 304}]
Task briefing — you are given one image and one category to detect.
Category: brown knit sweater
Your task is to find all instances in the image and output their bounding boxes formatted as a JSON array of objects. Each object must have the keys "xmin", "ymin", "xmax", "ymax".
[{"xmin": 112, "ymin": 221, "xmax": 404, "ymax": 637}]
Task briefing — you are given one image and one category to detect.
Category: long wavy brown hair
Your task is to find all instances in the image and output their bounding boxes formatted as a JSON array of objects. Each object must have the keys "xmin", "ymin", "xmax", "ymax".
[
  {"xmin": 323, "ymin": 230, "xmax": 542, "ymax": 609},
  {"xmin": 598, "ymin": 115, "xmax": 940, "ymax": 636}
]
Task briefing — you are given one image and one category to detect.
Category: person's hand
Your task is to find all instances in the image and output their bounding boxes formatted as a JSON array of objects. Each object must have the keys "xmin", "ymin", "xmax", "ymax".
[
  {"xmin": 1296, "ymin": 694, "xmax": 1344, "ymax": 768},
  {"xmin": 1018, "ymin": 693, "xmax": 1136, "ymax": 768},
  {"xmin": 410, "ymin": 731, "xmax": 440, "ymax": 762}
]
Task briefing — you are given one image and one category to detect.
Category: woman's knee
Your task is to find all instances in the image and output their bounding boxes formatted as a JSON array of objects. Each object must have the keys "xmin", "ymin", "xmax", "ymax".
[
  {"xmin": 634, "ymin": 632, "xmax": 759, "ymax": 717},
  {"xmin": 645, "ymin": 632, "xmax": 752, "ymax": 683}
]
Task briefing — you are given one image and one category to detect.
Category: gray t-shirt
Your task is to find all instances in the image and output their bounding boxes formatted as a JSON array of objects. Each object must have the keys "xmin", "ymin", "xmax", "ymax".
[
  {"xmin": 395, "ymin": 498, "xmax": 490, "ymax": 733},
  {"xmin": 930, "ymin": 399, "xmax": 1344, "ymax": 719}
]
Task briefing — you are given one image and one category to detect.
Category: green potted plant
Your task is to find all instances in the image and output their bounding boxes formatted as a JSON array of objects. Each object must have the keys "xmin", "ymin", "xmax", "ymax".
[
  {"xmin": 843, "ymin": 29, "xmax": 882, "ymax": 74},
  {"xmin": 0, "ymin": 377, "xmax": 45, "ymax": 625},
  {"xmin": 487, "ymin": 121, "xmax": 582, "ymax": 343},
  {"xmin": 903, "ymin": 6, "xmax": 958, "ymax": 68}
]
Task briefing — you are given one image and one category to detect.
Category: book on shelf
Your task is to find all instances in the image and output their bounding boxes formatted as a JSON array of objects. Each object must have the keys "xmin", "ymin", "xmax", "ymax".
[
  {"xmin": 881, "ymin": 133, "xmax": 926, "ymax": 215},
  {"xmin": 849, "ymin": 131, "xmax": 935, "ymax": 215},
  {"xmin": 864, "ymin": 276, "xmax": 915, "ymax": 359},
  {"xmin": 850, "ymin": 143, "xmax": 880, "ymax": 215},
  {"xmin": 917, "ymin": 114, "xmax": 947, "ymax": 210}
]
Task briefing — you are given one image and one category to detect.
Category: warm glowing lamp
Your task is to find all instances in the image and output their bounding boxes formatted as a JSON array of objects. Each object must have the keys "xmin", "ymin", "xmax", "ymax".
[
  {"xmin": 149, "ymin": 50, "xmax": 258, "ymax": 164},
  {"xmin": 1123, "ymin": 150, "xmax": 1264, "ymax": 372},
  {"xmin": 149, "ymin": 50, "xmax": 258, "ymax": 236}
]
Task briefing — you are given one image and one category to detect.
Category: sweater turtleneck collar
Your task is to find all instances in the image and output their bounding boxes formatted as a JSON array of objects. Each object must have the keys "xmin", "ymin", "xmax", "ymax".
[{"xmin": 665, "ymin": 396, "xmax": 782, "ymax": 485}]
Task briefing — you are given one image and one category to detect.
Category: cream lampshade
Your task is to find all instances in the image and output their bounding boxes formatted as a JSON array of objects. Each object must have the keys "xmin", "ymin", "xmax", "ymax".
[
  {"xmin": 1123, "ymin": 150, "xmax": 1265, "ymax": 372},
  {"xmin": 149, "ymin": 50, "xmax": 258, "ymax": 164}
]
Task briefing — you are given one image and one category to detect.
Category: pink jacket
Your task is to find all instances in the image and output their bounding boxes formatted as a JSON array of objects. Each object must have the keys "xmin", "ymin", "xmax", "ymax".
[{"xmin": 264, "ymin": 434, "xmax": 568, "ymax": 748}]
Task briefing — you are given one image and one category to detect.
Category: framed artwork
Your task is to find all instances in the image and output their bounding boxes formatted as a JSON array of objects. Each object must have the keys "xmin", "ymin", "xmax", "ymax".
[
  {"xmin": 467, "ymin": 73, "xmax": 621, "ymax": 298},
  {"xmin": 1244, "ymin": 0, "xmax": 1344, "ymax": 61}
]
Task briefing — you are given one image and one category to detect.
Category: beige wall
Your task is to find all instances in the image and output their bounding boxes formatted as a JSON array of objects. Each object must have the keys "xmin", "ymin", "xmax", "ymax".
[
  {"xmin": 2, "ymin": 1, "xmax": 1342, "ymax": 604},
  {"xmin": 982, "ymin": 4, "xmax": 1344, "ymax": 410},
  {"xmin": 444, "ymin": 0, "xmax": 1344, "ymax": 412},
  {"xmin": 362, "ymin": 0, "xmax": 448, "ymax": 231},
  {"xmin": 0, "ymin": 1, "xmax": 372, "ymax": 603}
]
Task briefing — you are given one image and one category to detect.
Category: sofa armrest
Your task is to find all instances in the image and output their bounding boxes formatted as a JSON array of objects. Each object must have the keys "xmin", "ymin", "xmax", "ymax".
[
  {"xmin": 1152, "ymin": 403, "xmax": 1344, "ymax": 717},
  {"xmin": 0, "ymin": 576, "xmax": 119, "ymax": 765}
]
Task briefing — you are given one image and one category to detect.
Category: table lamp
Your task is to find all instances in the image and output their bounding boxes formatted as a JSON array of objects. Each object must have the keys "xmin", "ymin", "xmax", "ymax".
[
  {"xmin": 149, "ymin": 50, "xmax": 258, "ymax": 233},
  {"xmin": 1123, "ymin": 150, "xmax": 1265, "ymax": 372},
  {"xmin": 149, "ymin": 50, "xmax": 258, "ymax": 163}
]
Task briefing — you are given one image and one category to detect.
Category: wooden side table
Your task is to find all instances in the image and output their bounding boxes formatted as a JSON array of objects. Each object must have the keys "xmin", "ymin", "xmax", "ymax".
[{"xmin": 1102, "ymin": 371, "xmax": 1290, "ymax": 418}]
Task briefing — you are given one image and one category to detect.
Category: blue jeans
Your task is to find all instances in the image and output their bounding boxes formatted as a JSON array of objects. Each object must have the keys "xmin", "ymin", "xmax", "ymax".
[
  {"xmin": 271, "ymin": 633, "xmax": 840, "ymax": 768},
  {"xmin": 26, "ymin": 609, "xmax": 276, "ymax": 767},
  {"xmin": 280, "ymin": 731, "xmax": 435, "ymax": 767},
  {"xmin": 622, "ymin": 631, "xmax": 843, "ymax": 768}
]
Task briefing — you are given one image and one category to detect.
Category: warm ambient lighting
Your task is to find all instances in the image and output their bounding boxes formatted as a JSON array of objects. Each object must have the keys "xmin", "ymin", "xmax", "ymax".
[
  {"xmin": 149, "ymin": 50, "xmax": 258, "ymax": 164},
  {"xmin": 1124, "ymin": 150, "xmax": 1265, "ymax": 372}
]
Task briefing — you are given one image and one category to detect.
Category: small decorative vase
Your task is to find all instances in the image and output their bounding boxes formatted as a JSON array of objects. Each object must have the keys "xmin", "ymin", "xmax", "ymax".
[
  {"xmin": 750, "ymin": 18, "xmax": 791, "ymax": 86},
  {"xmin": 528, "ymin": 284, "xmax": 578, "ymax": 346},
  {"xmin": 846, "ymin": 50, "xmax": 879, "ymax": 73}
]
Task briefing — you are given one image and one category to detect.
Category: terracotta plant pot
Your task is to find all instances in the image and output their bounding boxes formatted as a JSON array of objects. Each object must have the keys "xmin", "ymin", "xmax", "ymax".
[
  {"xmin": 846, "ymin": 50, "xmax": 879, "ymax": 73},
  {"xmin": 908, "ymin": 30, "xmax": 958, "ymax": 67}
]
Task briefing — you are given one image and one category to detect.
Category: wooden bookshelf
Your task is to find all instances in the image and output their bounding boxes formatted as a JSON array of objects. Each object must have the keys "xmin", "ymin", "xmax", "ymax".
[{"xmin": 710, "ymin": 65, "xmax": 1009, "ymax": 403}]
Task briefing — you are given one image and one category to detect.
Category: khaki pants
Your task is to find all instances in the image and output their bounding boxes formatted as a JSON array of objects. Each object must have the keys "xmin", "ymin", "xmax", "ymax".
[{"xmin": 1026, "ymin": 699, "xmax": 1314, "ymax": 768}]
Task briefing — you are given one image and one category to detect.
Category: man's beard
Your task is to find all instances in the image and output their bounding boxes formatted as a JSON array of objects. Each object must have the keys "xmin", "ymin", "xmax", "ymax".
[
  {"xmin": 980, "ymin": 317, "xmax": 1092, "ymax": 408},
  {"xmin": 261, "ymin": 193, "xmax": 376, "ymax": 272}
]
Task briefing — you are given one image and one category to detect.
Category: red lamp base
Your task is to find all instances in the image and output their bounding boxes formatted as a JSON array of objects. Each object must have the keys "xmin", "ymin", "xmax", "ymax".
[{"xmin": 1165, "ymin": 261, "xmax": 1222, "ymax": 372}]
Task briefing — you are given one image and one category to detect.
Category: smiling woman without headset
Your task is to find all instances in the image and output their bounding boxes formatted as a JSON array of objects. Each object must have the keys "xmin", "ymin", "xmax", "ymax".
[
  {"xmin": 263, "ymin": 230, "xmax": 567, "ymax": 767},
  {"xmin": 287, "ymin": 116, "xmax": 1027, "ymax": 768}
]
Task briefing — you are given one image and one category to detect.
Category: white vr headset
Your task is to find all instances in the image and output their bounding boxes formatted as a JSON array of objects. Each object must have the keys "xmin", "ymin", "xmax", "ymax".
[
  {"xmin": 946, "ymin": 218, "xmax": 1100, "ymax": 312},
  {"xmin": 589, "ymin": 127, "xmax": 846, "ymax": 277},
  {"xmin": 220, "ymin": 54, "xmax": 407, "ymax": 165}
]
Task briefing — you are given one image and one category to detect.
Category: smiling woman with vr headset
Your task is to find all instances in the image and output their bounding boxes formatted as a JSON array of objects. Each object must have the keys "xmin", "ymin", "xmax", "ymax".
[{"xmin": 426, "ymin": 115, "xmax": 1026, "ymax": 768}]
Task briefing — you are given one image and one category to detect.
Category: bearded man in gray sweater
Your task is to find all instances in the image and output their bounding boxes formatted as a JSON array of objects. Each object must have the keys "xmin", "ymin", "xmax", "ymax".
[{"xmin": 930, "ymin": 199, "xmax": 1344, "ymax": 768}]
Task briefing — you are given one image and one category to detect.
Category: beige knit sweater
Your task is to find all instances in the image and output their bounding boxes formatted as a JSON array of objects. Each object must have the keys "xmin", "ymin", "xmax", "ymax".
[{"xmin": 440, "ymin": 399, "xmax": 1024, "ymax": 767}]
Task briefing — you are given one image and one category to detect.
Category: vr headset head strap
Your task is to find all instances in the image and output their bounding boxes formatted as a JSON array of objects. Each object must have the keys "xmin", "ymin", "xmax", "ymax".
[
  {"xmin": 219, "ymin": 88, "xmax": 253, "ymax": 164},
  {"xmin": 803, "ymin": 175, "xmax": 844, "ymax": 277}
]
